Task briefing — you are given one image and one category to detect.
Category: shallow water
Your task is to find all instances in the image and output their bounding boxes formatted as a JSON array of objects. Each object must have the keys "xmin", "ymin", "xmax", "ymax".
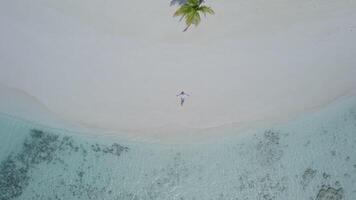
[{"xmin": 1, "ymin": 96, "xmax": 356, "ymax": 200}]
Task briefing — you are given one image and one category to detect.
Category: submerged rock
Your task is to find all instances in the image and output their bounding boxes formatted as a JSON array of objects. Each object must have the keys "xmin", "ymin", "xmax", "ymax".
[{"xmin": 315, "ymin": 186, "xmax": 343, "ymax": 200}]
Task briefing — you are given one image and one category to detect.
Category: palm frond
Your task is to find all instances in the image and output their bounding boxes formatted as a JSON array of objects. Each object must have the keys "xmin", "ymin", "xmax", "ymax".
[
  {"xmin": 199, "ymin": 6, "xmax": 215, "ymax": 16},
  {"xmin": 173, "ymin": 5, "xmax": 192, "ymax": 17},
  {"xmin": 173, "ymin": 0, "xmax": 213, "ymax": 31},
  {"xmin": 185, "ymin": 11, "xmax": 201, "ymax": 26}
]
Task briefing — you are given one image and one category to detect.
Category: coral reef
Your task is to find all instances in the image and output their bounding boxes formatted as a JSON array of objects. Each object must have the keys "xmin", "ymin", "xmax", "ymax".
[
  {"xmin": 315, "ymin": 186, "xmax": 343, "ymax": 200},
  {"xmin": 0, "ymin": 129, "xmax": 129, "ymax": 200},
  {"xmin": 255, "ymin": 130, "xmax": 284, "ymax": 166}
]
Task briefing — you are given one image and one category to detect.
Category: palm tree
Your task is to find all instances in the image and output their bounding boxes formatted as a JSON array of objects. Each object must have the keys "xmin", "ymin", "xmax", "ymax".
[{"xmin": 173, "ymin": 0, "xmax": 215, "ymax": 32}]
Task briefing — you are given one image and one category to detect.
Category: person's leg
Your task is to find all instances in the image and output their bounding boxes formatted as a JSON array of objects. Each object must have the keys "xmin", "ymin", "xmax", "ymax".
[{"xmin": 181, "ymin": 98, "xmax": 184, "ymax": 106}]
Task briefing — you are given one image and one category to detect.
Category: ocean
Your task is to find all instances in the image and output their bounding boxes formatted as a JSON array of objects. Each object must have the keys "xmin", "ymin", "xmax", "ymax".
[{"xmin": 1, "ymin": 96, "xmax": 356, "ymax": 200}]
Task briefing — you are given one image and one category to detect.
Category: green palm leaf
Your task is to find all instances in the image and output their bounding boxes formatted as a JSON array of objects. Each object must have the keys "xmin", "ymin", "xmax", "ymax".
[
  {"xmin": 185, "ymin": 11, "xmax": 201, "ymax": 26},
  {"xmin": 173, "ymin": 5, "xmax": 192, "ymax": 17},
  {"xmin": 199, "ymin": 6, "xmax": 215, "ymax": 16},
  {"xmin": 173, "ymin": 0, "xmax": 214, "ymax": 32}
]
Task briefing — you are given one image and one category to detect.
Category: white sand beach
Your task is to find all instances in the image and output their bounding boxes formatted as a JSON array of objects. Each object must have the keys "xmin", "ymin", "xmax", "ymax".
[
  {"xmin": 1, "ymin": 0, "xmax": 356, "ymax": 137},
  {"xmin": 2, "ymin": 1, "xmax": 356, "ymax": 199}
]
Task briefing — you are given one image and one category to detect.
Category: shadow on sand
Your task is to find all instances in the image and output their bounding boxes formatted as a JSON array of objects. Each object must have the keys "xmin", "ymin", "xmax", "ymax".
[
  {"xmin": 170, "ymin": 0, "xmax": 206, "ymax": 6},
  {"xmin": 170, "ymin": 0, "xmax": 186, "ymax": 6}
]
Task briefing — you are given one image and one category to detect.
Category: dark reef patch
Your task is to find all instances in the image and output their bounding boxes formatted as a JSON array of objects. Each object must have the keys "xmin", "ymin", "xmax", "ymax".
[
  {"xmin": 91, "ymin": 143, "xmax": 129, "ymax": 157},
  {"xmin": 0, "ymin": 129, "xmax": 129, "ymax": 200},
  {"xmin": 255, "ymin": 130, "xmax": 284, "ymax": 166},
  {"xmin": 0, "ymin": 156, "xmax": 29, "ymax": 200},
  {"xmin": 19, "ymin": 129, "xmax": 61, "ymax": 165},
  {"xmin": 315, "ymin": 186, "xmax": 343, "ymax": 200},
  {"xmin": 301, "ymin": 168, "xmax": 317, "ymax": 189},
  {"xmin": 237, "ymin": 171, "xmax": 288, "ymax": 200},
  {"xmin": 322, "ymin": 172, "xmax": 331, "ymax": 179}
]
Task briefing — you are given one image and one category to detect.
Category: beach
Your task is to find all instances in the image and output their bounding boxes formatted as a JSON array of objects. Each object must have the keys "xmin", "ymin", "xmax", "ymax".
[
  {"xmin": 1, "ymin": 0, "xmax": 356, "ymax": 136},
  {"xmin": 1, "ymin": 0, "xmax": 356, "ymax": 199}
]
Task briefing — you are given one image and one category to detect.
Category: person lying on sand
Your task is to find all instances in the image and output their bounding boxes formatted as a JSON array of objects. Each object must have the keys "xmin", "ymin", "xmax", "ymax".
[{"xmin": 176, "ymin": 91, "xmax": 190, "ymax": 106}]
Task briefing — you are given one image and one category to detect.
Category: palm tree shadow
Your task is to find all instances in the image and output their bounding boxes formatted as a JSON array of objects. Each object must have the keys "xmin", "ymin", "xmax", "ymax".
[
  {"xmin": 170, "ymin": 0, "xmax": 186, "ymax": 6},
  {"xmin": 170, "ymin": 0, "xmax": 205, "ymax": 6}
]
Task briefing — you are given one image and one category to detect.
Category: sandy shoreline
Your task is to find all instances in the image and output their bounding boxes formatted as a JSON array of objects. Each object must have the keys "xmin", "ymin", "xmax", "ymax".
[{"xmin": 1, "ymin": 83, "xmax": 356, "ymax": 144}]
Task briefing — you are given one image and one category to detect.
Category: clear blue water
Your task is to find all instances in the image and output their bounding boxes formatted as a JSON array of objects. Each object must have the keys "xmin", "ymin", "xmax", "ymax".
[{"xmin": 1, "ymin": 96, "xmax": 356, "ymax": 200}]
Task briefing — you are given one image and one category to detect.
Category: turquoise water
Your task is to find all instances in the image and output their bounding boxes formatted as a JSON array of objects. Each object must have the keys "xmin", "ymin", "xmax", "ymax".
[{"xmin": 1, "ymin": 97, "xmax": 356, "ymax": 200}]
